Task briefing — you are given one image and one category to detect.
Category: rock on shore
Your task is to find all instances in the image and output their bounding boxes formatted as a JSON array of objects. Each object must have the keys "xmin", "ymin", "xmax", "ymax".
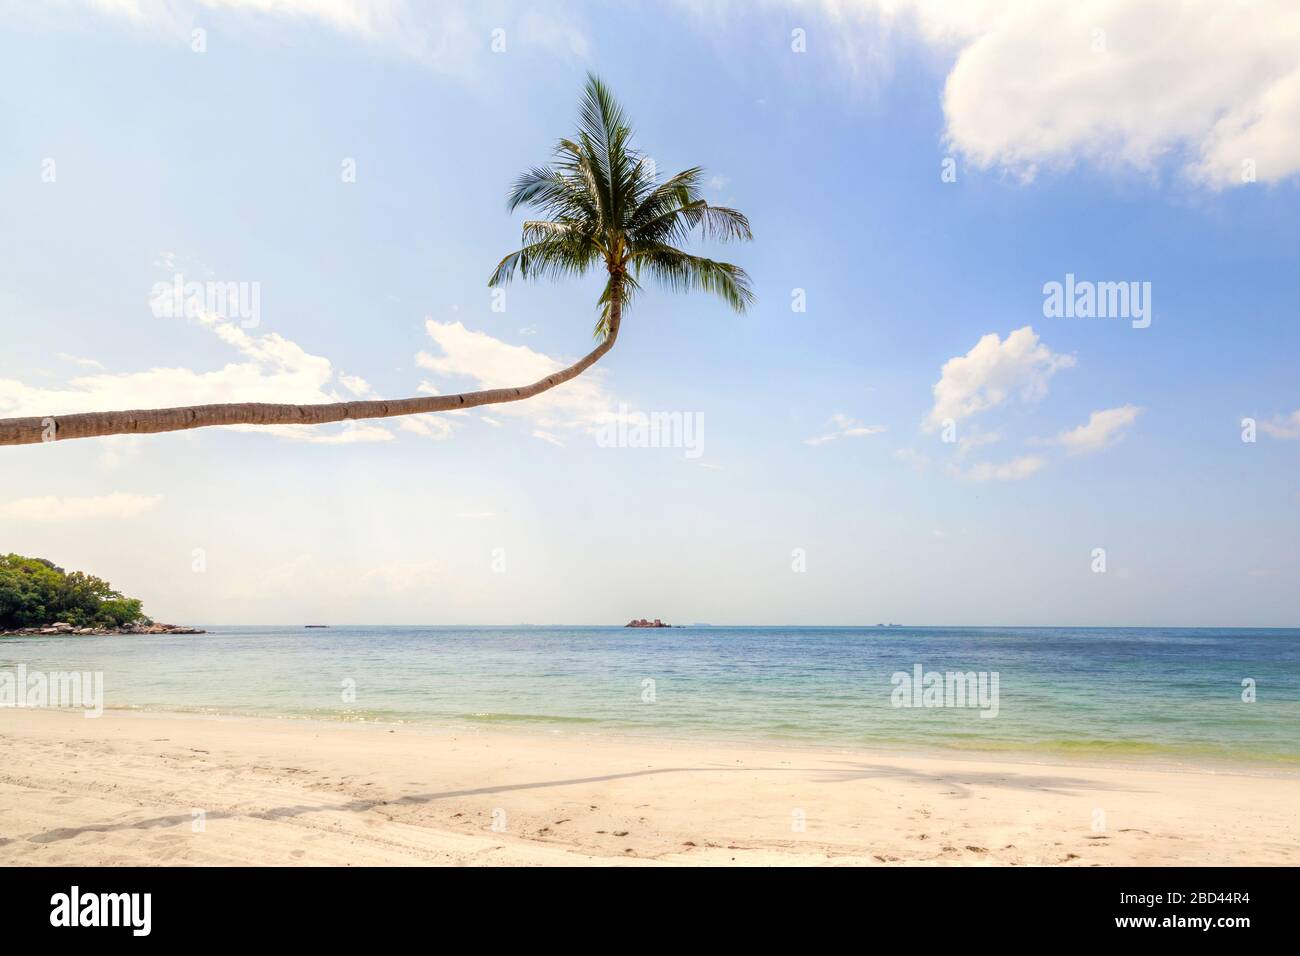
[{"xmin": 0, "ymin": 621, "xmax": 205, "ymax": 637}]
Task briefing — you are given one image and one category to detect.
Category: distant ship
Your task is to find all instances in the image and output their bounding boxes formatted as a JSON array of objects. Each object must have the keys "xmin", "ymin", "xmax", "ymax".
[{"xmin": 304, "ymin": 625, "xmax": 329, "ymax": 629}]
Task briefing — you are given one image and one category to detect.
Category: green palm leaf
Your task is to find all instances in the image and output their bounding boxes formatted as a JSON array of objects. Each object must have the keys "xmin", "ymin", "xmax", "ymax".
[{"xmin": 490, "ymin": 72, "xmax": 754, "ymax": 336}]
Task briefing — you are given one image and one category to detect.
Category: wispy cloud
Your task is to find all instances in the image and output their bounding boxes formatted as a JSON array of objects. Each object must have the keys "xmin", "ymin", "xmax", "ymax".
[
  {"xmin": 804, "ymin": 413, "xmax": 886, "ymax": 446},
  {"xmin": 1260, "ymin": 409, "xmax": 1300, "ymax": 440},
  {"xmin": 0, "ymin": 492, "xmax": 161, "ymax": 521},
  {"xmin": 56, "ymin": 353, "xmax": 104, "ymax": 370},
  {"xmin": 1043, "ymin": 405, "xmax": 1142, "ymax": 454},
  {"xmin": 41, "ymin": 0, "xmax": 590, "ymax": 79},
  {"xmin": 951, "ymin": 454, "xmax": 1046, "ymax": 482}
]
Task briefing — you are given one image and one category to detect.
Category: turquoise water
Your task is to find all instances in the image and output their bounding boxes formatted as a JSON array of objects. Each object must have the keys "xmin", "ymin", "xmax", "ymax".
[{"xmin": 2, "ymin": 626, "xmax": 1298, "ymax": 764}]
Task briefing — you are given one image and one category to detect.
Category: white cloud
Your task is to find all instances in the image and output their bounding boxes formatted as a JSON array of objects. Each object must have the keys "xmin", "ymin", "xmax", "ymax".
[
  {"xmin": 417, "ymin": 320, "xmax": 616, "ymax": 435},
  {"xmin": 338, "ymin": 374, "xmax": 373, "ymax": 397},
  {"xmin": 399, "ymin": 414, "xmax": 454, "ymax": 440},
  {"xmin": 924, "ymin": 326, "xmax": 1074, "ymax": 431},
  {"xmin": 0, "ymin": 492, "xmax": 161, "ymax": 521},
  {"xmin": 1259, "ymin": 409, "xmax": 1300, "ymax": 440},
  {"xmin": 46, "ymin": 1, "xmax": 589, "ymax": 79},
  {"xmin": 0, "ymin": 310, "xmax": 395, "ymax": 444},
  {"xmin": 268, "ymin": 422, "xmax": 395, "ymax": 444},
  {"xmin": 804, "ymin": 413, "xmax": 887, "ymax": 446},
  {"xmin": 921, "ymin": 0, "xmax": 1300, "ymax": 187},
  {"xmin": 955, "ymin": 427, "xmax": 1003, "ymax": 460},
  {"xmin": 56, "ymin": 353, "xmax": 104, "ymax": 370},
  {"xmin": 953, "ymin": 454, "xmax": 1046, "ymax": 482},
  {"xmin": 693, "ymin": 0, "xmax": 1300, "ymax": 187},
  {"xmin": 1046, "ymin": 404, "xmax": 1142, "ymax": 454},
  {"xmin": 3, "ymin": 300, "xmax": 618, "ymax": 449},
  {"xmin": 532, "ymin": 429, "xmax": 564, "ymax": 447}
]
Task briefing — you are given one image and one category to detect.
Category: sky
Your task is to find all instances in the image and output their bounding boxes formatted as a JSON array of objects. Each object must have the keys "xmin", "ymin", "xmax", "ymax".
[{"xmin": 0, "ymin": 0, "xmax": 1296, "ymax": 627}]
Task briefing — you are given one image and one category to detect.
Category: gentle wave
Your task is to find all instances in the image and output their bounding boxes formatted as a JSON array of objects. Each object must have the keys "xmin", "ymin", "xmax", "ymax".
[{"xmin": 6, "ymin": 624, "xmax": 1298, "ymax": 764}]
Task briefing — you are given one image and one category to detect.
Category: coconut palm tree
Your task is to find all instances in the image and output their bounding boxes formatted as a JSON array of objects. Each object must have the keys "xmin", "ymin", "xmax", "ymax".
[{"xmin": 0, "ymin": 74, "xmax": 752, "ymax": 447}]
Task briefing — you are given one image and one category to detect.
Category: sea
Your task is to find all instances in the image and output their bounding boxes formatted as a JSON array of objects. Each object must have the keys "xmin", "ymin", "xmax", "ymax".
[{"xmin": 3, "ymin": 625, "xmax": 1297, "ymax": 766}]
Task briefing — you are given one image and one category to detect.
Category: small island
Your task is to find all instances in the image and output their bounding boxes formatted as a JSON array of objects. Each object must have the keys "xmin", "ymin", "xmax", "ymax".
[
  {"xmin": 625, "ymin": 618, "xmax": 670, "ymax": 628},
  {"xmin": 0, "ymin": 554, "xmax": 204, "ymax": 636}
]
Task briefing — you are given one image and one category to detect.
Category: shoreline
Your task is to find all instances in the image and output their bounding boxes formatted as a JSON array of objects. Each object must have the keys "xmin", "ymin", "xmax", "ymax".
[
  {"xmin": 81, "ymin": 704, "xmax": 1300, "ymax": 778},
  {"xmin": 0, "ymin": 623, "xmax": 205, "ymax": 637},
  {"xmin": 2, "ymin": 708, "xmax": 1296, "ymax": 866}
]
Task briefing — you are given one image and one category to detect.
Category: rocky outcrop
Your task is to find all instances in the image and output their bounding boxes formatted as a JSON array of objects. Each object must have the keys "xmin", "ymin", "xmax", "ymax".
[
  {"xmin": 0, "ymin": 622, "xmax": 205, "ymax": 637},
  {"xmin": 625, "ymin": 618, "xmax": 669, "ymax": 628}
]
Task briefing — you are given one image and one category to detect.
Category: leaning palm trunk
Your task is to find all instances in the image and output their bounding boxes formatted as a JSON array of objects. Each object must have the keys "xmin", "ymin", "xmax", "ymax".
[
  {"xmin": 1, "ymin": 75, "xmax": 750, "ymax": 450},
  {"xmin": 0, "ymin": 308, "xmax": 622, "ymax": 447}
]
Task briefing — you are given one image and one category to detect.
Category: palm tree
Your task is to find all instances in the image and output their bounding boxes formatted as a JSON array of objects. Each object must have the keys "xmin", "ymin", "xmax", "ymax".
[{"xmin": 0, "ymin": 74, "xmax": 752, "ymax": 447}]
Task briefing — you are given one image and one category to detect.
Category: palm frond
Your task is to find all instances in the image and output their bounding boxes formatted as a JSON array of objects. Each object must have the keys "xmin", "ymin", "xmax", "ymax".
[
  {"xmin": 489, "ymin": 235, "xmax": 600, "ymax": 287},
  {"xmin": 577, "ymin": 73, "xmax": 636, "ymax": 230},
  {"xmin": 630, "ymin": 244, "xmax": 754, "ymax": 313},
  {"xmin": 490, "ymin": 75, "xmax": 755, "ymax": 327}
]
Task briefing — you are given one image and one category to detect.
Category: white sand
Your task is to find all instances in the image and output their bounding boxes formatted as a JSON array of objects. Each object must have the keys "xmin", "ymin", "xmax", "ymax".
[{"xmin": 1, "ymin": 708, "xmax": 1296, "ymax": 866}]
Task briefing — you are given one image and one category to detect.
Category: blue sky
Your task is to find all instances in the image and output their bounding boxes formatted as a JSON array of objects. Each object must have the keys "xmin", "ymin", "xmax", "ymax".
[{"xmin": 1, "ymin": 0, "xmax": 1296, "ymax": 626}]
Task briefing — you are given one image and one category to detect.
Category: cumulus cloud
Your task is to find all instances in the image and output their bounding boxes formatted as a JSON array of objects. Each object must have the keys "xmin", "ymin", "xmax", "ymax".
[
  {"xmin": 804, "ymin": 413, "xmax": 887, "ymax": 446},
  {"xmin": 0, "ymin": 308, "xmax": 393, "ymax": 445},
  {"xmin": 1259, "ymin": 409, "xmax": 1300, "ymax": 440},
  {"xmin": 2, "ymin": 307, "xmax": 616, "ymax": 448},
  {"xmin": 338, "ymin": 374, "xmax": 373, "ymax": 397},
  {"xmin": 416, "ymin": 320, "xmax": 616, "ymax": 435},
  {"xmin": 905, "ymin": 0, "xmax": 1300, "ymax": 185},
  {"xmin": 0, "ymin": 492, "xmax": 161, "ymax": 521},
  {"xmin": 1046, "ymin": 404, "xmax": 1142, "ymax": 454},
  {"xmin": 952, "ymin": 454, "xmax": 1046, "ymax": 482},
  {"xmin": 858, "ymin": 1, "xmax": 1300, "ymax": 186},
  {"xmin": 689, "ymin": 0, "xmax": 1300, "ymax": 187},
  {"xmin": 923, "ymin": 326, "xmax": 1074, "ymax": 431}
]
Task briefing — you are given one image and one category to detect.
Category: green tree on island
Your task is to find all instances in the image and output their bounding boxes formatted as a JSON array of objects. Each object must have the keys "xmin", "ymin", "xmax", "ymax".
[
  {"xmin": 0, "ymin": 555, "xmax": 146, "ymax": 630},
  {"xmin": 0, "ymin": 74, "xmax": 753, "ymax": 446}
]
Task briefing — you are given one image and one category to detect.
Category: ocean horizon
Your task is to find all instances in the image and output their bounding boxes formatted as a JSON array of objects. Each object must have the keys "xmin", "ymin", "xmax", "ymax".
[{"xmin": 5, "ymin": 625, "xmax": 1298, "ymax": 766}]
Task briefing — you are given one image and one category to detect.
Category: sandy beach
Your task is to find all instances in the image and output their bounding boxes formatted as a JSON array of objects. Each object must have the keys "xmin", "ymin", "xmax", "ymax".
[{"xmin": 1, "ymin": 708, "xmax": 1296, "ymax": 866}]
